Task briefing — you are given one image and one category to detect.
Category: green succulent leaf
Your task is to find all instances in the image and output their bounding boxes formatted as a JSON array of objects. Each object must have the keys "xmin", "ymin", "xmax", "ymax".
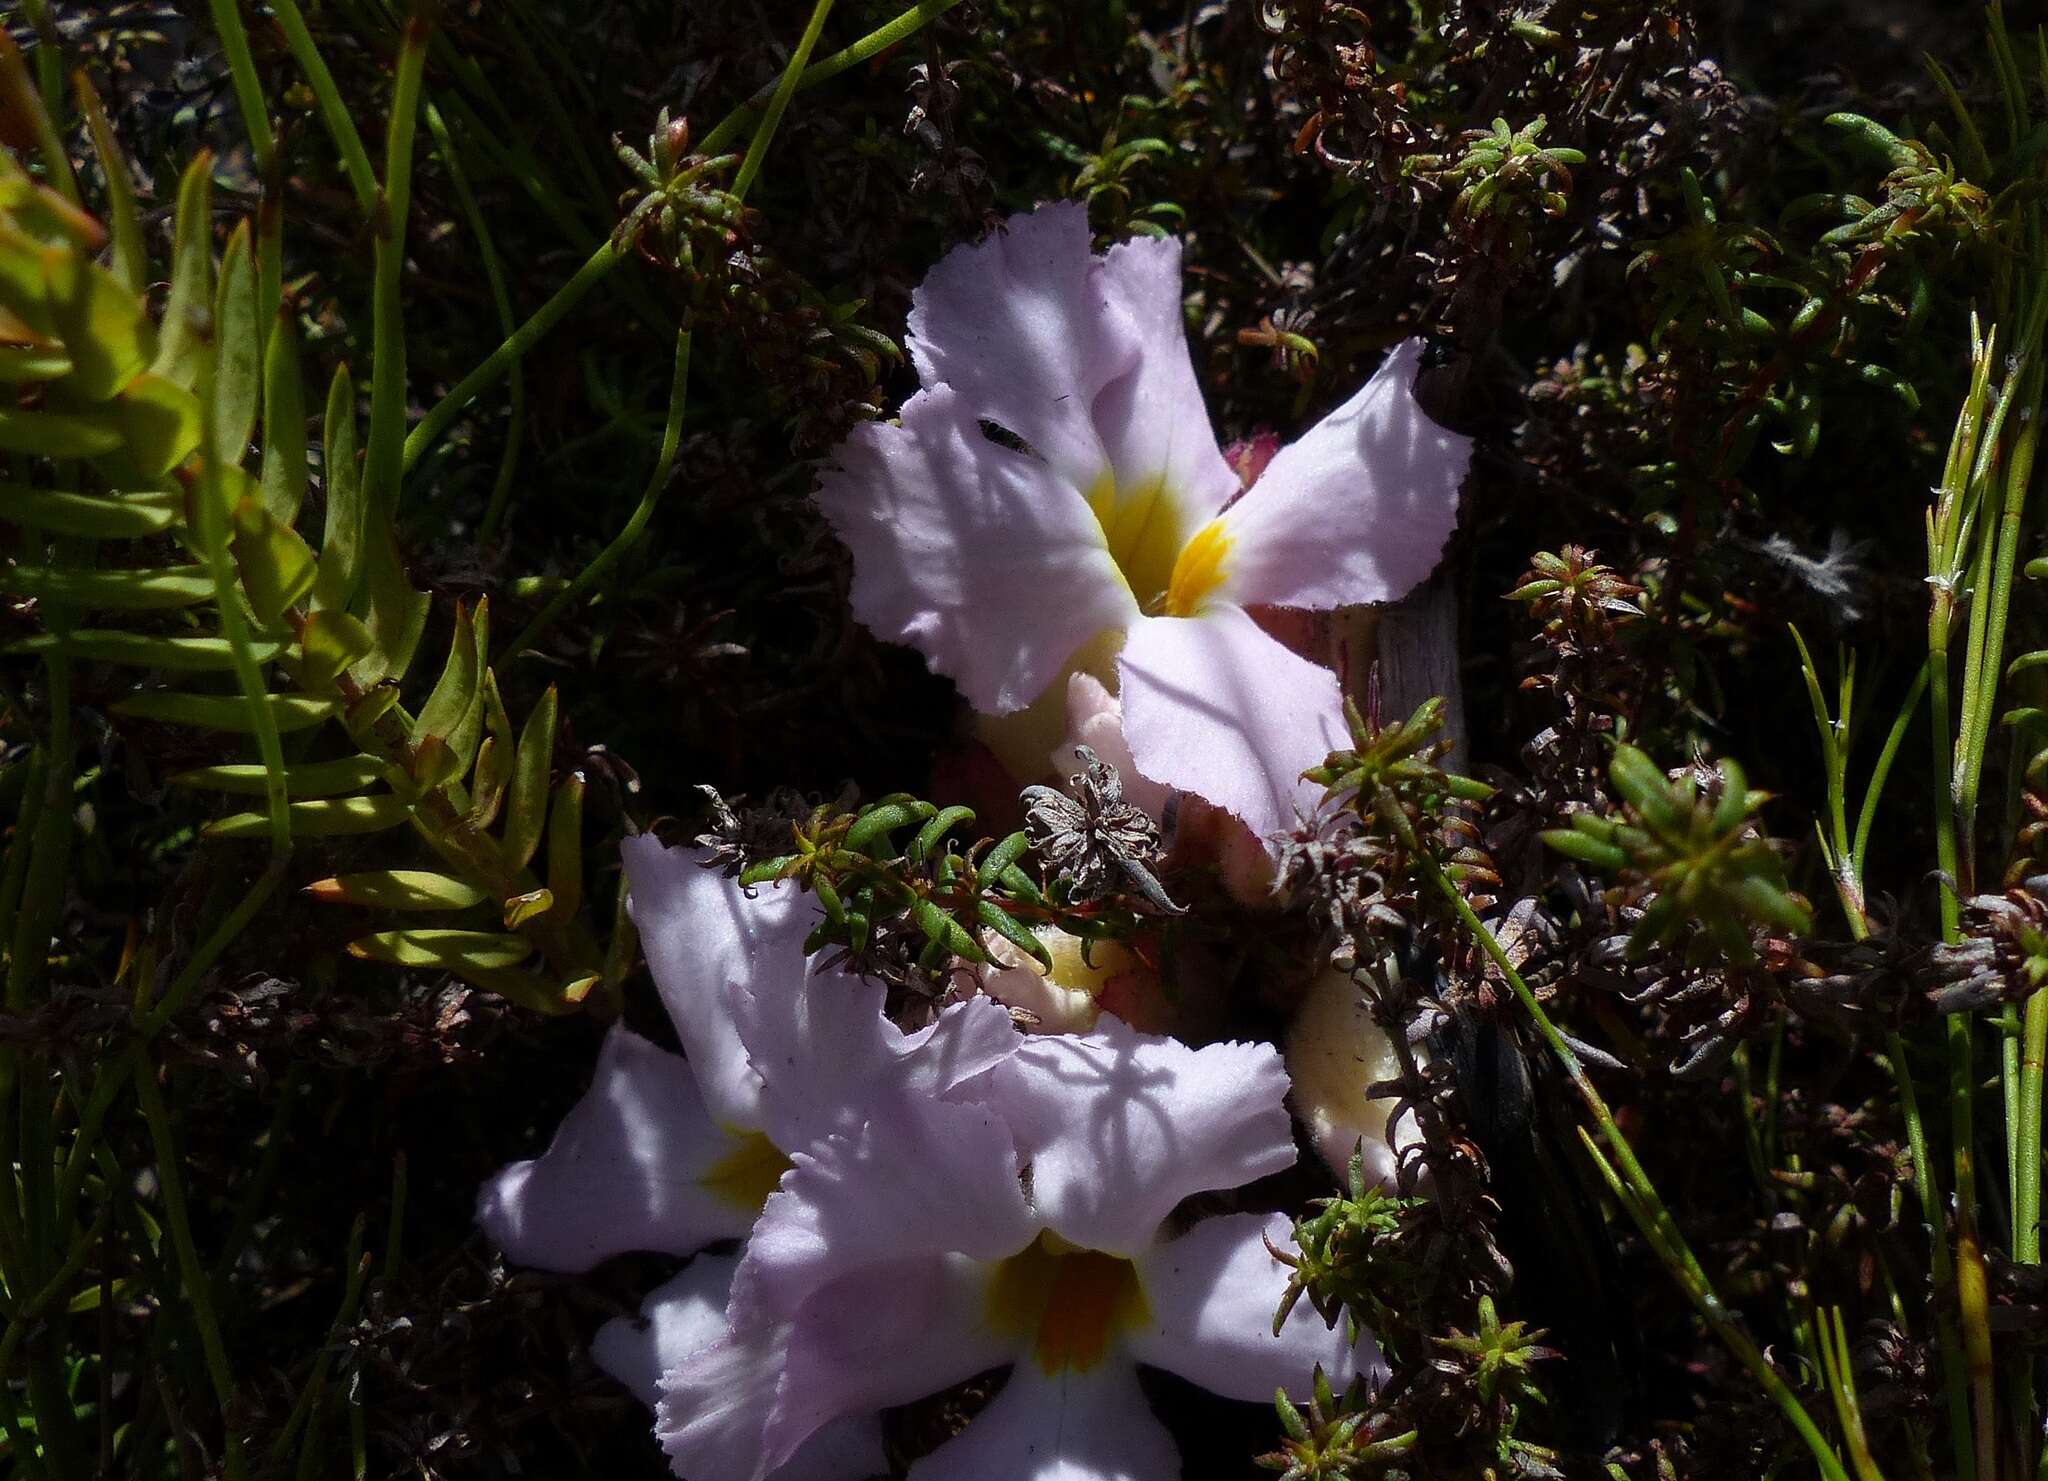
[
  {"xmin": 112, "ymin": 690, "xmax": 337, "ymax": 732},
  {"xmin": 205, "ymin": 792, "xmax": 411, "ymax": 837},
  {"xmin": 0, "ymin": 563, "xmax": 211, "ymax": 609},
  {"xmin": 0, "ymin": 484, "xmax": 180, "ymax": 538},
  {"xmin": 209, "ymin": 219, "xmax": 261, "ymax": 463},
  {"xmin": 502, "ymin": 685, "xmax": 558, "ymax": 871},
  {"xmin": 307, "ymin": 870, "xmax": 489, "ymax": 910},
  {"xmin": 259, "ymin": 309, "xmax": 308, "ymax": 524},
  {"xmin": 171, "ymin": 755, "xmax": 386, "ymax": 797},
  {"xmin": 231, "ymin": 495, "xmax": 318, "ymax": 623}
]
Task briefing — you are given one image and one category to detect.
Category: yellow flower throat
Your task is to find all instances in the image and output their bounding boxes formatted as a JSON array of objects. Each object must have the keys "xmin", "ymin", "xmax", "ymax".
[
  {"xmin": 1087, "ymin": 473, "xmax": 1231, "ymax": 618},
  {"xmin": 985, "ymin": 1232, "xmax": 1149, "ymax": 1373}
]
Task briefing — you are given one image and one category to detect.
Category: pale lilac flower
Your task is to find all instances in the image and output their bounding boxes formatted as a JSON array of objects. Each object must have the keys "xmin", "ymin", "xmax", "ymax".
[
  {"xmin": 817, "ymin": 202, "xmax": 1471, "ymax": 848},
  {"xmin": 477, "ymin": 836, "xmax": 1015, "ymax": 1479},
  {"xmin": 659, "ymin": 1017, "xmax": 1382, "ymax": 1481}
]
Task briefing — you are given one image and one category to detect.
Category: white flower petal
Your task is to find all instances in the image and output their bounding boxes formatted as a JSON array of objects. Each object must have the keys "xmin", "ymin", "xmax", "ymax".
[
  {"xmin": 908, "ymin": 1360, "xmax": 1180, "ymax": 1481},
  {"xmin": 1091, "ymin": 233, "xmax": 1240, "ymax": 527},
  {"xmin": 761, "ymin": 1254, "xmax": 1013, "ymax": 1474},
  {"xmin": 816, "ymin": 386, "xmax": 1137, "ymax": 715},
  {"xmin": 1217, "ymin": 339, "xmax": 1469, "ymax": 610},
  {"xmin": 731, "ymin": 1092, "xmax": 1037, "ymax": 1328},
  {"xmin": 623, "ymin": 836, "xmax": 819, "ymax": 1131},
  {"xmin": 619, "ymin": 1257, "xmax": 890, "ymax": 1481},
  {"xmin": 1117, "ymin": 607, "xmax": 1347, "ymax": 852},
  {"xmin": 1129, "ymin": 1212, "xmax": 1386, "ymax": 1401},
  {"xmin": 737, "ymin": 969, "xmax": 1018, "ymax": 1151},
  {"xmin": 984, "ymin": 1016, "xmax": 1296, "ymax": 1256},
  {"xmin": 1050, "ymin": 671, "xmax": 1171, "ymax": 820},
  {"xmin": 475, "ymin": 1026, "xmax": 754, "ymax": 1272},
  {"xmin": 592, "ymin": 1255, "xmax": 736, "ymax": 1409},
  {"xmin": 906, "ymin": 201, "xmax": 1132, "ymax": 492}
]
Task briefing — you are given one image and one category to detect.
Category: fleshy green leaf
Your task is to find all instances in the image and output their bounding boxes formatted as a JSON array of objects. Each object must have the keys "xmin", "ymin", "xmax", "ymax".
[
  {"xmin": 232, "ymin": 496, "xmax": 318, "ymax": 623},
  {"xmin": 414, "ymin": 598, "xmax": 480, "ymax": 746},
  {"xmin": 112, "ymin": 690, "xmax": 336, "ymax": 732},
  {"xmin": 306, "ymin": 870, "xmax": 489, "ymax": 910},
  {"xmin": 502, "ymin": 685, "xmax": 557, "ymax": 871},
  {"xmin": 103, "ymin": 372, "xmax": 203, "ymax": 479},
  {"xmin": 0, "ymin": 484, "xmax": 180, "ymax": 538},
  {"xmin": 0, "ymin": 404, "xmax": 123, "ymax": 457},
  {"xmin": 502, "ymin": 887, "xmax": 553, "ymax": 928},
  {"xmin": 313, "ymin": 363, "xmax": 363, "ymax": 612},
  {"xmin": 259, "ymin": 309, "xmax": 308, "ymax": 524},
  {"xmin": 41, "ymin": 243, "xmax": 153, "ymax": 399},
  {"xmin": 349, "ymin": 522, "xmax": 427, "ymax": 685},
  {"xmin": 545, "ymin": 772, "xmax": 584, "ymax": 921},
  {"xmin": 210, "ymin": 219, "xmax": 261, "ymax": 463},
  {"xmin": 205, "ymin": 792, "xmax": 410, "ymax": 838},
  {"xmin": 151, "ymin": 153, "xmax": 214, "ymax": 390},
  {"xmin": 346, "ymin": 929, "xmax": 533, "ymax": 970},
  {"xmin": 171, "ymin": 755, "xmax": 385, "ymax": 797},
  {"xmin": 299, "ymin": 608, "xmax": 376, "ymax": 690},
  {"xmin": 0, "ymin": 563, "xmax": 211, "ymax": 609},
  {"xmin": 7, "ymin": 630, "xmax": 285, "ymax": 669}
]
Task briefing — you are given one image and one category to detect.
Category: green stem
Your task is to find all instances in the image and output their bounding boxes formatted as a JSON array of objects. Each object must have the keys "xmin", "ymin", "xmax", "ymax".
[
  {"xmin": 731, "ymin": 0, "xmax": 838, "ymax": 204},
  {"xmin": 2019, "ymin": 990, "xmax": 2047, "ymax": 1264},
  {"xmin": 363, "ymin": 10, "xmax": 431, "ymax": 514},
  {"xmin": 400, "ymin": 237, "xmax": 626, "ymax": 475},
  {"xmin": 424, "ymin": 103, "xmax": 525, "ymax": 539},
  {"xmin": 135, "ymin": 1064, "xmax": 246, "ymax": 1481},
  {"xmin": 206, "ymin": 0, "xmax": 276, "ymax": 171},
  {"xmin": 1887, "ymin": 1028, "xmax": 1976, "ymax": 1481},
  {"xmin": 504, "ymin": 329, "xmax": 692, "ymax": 660},
  {"xmin": 402, "ymin": 0, "xmax": 965, "ymax": 470},
  {"xmin": 267, "ymin": 0, "xmax": 380, "ymax": 215},
  {"xmin": 699, "ymin": 0, "xmax": 969, "ymax": 155},
  {"xmin": 1421, "ymin": 858, "xmax": 1850, "ymax": 1481}
]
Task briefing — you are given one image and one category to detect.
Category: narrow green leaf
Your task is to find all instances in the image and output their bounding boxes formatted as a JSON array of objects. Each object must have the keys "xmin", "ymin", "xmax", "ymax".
[
  {"xmin": 912, "ymin": 805, "xmax": 975, "ymax": 864},
  {"xmin": 1539, "ymin": 829, "xmax": 1629, "ymax": 872},
  {"xmin": 980, "ymin": 830, "xmax": 1029, "ymax": 883},
  {"xmin": 470, "ymin": 737, "xmax": 508, "ymax": 829},
  {"xmin": 210, "ymin": 219, "xmax": 260, "ymax": 463},
  {"xmin": 349, "ymin": 522, "xmax": 427, "ymax": 685},
  {"xmin": 346, "ymin": 928, "xmax": 532, "ymax": 970},
  {"xmin": 7, "ymin": 630, "xmax": 285, "ymax": 669},
  {"xmin": 0, "ymin": 484, "xmax": 180, "ymax": 538},
  {"xmin": 546, "ymin": 771, "xmax": 584, "ymax": 921},
  {"xmin": 42, "ymin": 244, "xmax": 153, "ymax": 399},
  {"xmin": 502, "ymin": 887, "xmax": 554, "ymax": 928},
  {"xmin": 312, "ymin": 363, "xmax": 363, "ymax": 612},
  {"xmin": 307, "ymin": 870, "xmax": 488, "ymax": 910},
  {"xmin": 152, "ymin": 152, "xmax": 214, "ymax": 390},
  {"xmin": 441, "ymin": 603, "xmax": 490, "ymax": 779},
  {"xmin": 171, "ymin": 755, "xmax": 385, "ymax": 797},
  {"xmin": 976, "ymin": 898, "xmax": 1052, "ymax": 971},
  {"xmin": 259, "ymin": 309, "xmax": 307, "ymax": 524},
  {"xmin": 299, "ymin": 608, "xmax": 375, "ymax": 690},
  {"xmin": 74, "ymin": 72, "xmax": 147, "ymax": 295},
  {"xmin": 0, "ymin": 563, "xmax": 211, "ymax": 609},
  {"xmin": 231, "ymin": 496, "xmax": 318, "ymax": 623},
  {"xmin": 206, "ymin": 792, "xmax": 410, "ymax": 838},
  {"xmin": 502, "ymin": 685, "xmax": 557, "ymax": 870},
  {"xmin": 845, "ymin": 800, "xmax": 933, "ymax": 857},
  {"xmin": 103, "ymin": 371, "xmax": 204, "ymax": 478},
  {"xmin": 112, "ymin": 690, "xmax": 336, "ymax": 732},
  {"xmin": 414, "ymin": 599, "xmax": 480, "ymax": 744},
  {"xmin": 910, "ymin": 896, "xmax": 985, "ymax": 963},
  {"xmin": 443, "ymin": 963, "xmax": 579, "ymax": 1015},
  {"xmin": 0, "ymin": 403, "xmax": 123, "ymax": 457},
  {"xmin": 0, "ymin": 345, "xmax": 72, "ymax": 380},
  {"xmin": 344, "ymin": 680, "xmax": 400, "ymax": 735}
]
